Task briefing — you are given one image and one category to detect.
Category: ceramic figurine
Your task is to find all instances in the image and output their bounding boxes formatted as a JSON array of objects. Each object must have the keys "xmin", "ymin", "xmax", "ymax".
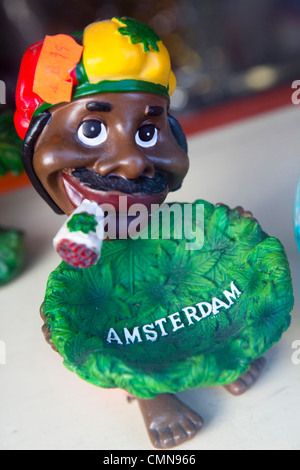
[
  {"xmin": 0, "ymin": 113, "xmax": 25, "ymax": 286},
  {"xmin": 14, "ymin": 17, "xmax": 294, "ymax": 449}
]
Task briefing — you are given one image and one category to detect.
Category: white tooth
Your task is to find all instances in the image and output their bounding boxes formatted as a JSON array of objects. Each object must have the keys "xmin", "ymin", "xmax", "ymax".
[{"xmin": 63, "ymin": 177, "xmax": 83, "ymax": 207}]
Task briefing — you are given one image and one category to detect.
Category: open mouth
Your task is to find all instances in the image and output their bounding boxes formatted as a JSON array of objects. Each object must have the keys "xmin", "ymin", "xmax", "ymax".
[{"xmin": 61, "ymin": 169, "xmax": 169, "ymax": 212}]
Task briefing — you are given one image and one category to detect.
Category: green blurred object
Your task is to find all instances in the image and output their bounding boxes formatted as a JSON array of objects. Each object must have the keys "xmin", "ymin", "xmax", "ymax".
[
  {"xmin": 0, "ymin": 112, "xmax": 23, "ymax": 176},
  {"xmin": 0, "ymin": 112, "xmax": 25, "ymax": 286},
  {"xmin": 0, "ymin": 228, "xmax": 25, "ymax": 286}
]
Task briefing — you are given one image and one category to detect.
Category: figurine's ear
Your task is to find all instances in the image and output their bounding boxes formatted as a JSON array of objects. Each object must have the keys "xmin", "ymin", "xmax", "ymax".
[
  {"xmin": 23, "ymin": 112, "xmax": 64, "ymax": 215},
  {"xmin": 168, "ymin": 114, "xmax": 188, "ymax": 153},
  {"xmin": 168, "ymin": 114, "xmax": 188, "ymax": 192}
]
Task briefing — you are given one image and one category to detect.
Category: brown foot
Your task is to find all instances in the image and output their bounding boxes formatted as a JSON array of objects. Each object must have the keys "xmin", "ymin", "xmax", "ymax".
[
  {"xmin": 137, "ymin": 393, "xmax": 203, "ymax": 449},
  {"xmin": 224, "ymin": 357, "xmax": 266, "ymax": 396}
]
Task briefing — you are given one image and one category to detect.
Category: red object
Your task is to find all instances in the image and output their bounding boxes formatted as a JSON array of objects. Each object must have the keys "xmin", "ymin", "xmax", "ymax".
[
  {"xmin": 0, "ymin": 172, "xmax": 30, "ymax": 194},
  {"xmin": 14, "ymin": 37, "xmax": 81, "ymax": 140},
  {"xmin": 14, "ymin": 41, "xmax": 44, "ymax": 139},
  {"xmin": 56, "ymin": 238, "xmax": 98, "ymax": 268}
]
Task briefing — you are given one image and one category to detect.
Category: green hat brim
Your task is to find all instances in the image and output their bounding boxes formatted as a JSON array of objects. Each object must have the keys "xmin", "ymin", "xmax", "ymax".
[{"xmin": 33, "ymin": 79, "xmax": 169, "ymax": 116}]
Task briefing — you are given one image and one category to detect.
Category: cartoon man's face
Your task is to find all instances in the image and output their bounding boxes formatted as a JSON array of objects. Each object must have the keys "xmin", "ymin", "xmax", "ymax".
[{"xmin": 33, "ymin": 92, "xmax": 189, "ymax": 218}]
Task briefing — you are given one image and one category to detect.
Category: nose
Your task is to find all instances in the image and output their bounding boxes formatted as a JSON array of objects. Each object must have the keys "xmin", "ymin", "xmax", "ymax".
[{"xmin": 92, "ymin": 141, "xmax": 155, "ymax": 180}]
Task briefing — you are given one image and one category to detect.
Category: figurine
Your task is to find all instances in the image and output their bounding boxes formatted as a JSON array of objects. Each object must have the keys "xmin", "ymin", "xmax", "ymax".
[
  {"xmin": 0, "ymin": 112, "xmax": 25, "ymax": 286},
  {"xmin": 14, "ymin": 17, "xmax": 294, "ymax": 449}
]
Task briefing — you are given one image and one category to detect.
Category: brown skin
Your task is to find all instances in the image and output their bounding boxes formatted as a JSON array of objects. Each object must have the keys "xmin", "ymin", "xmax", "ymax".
[
  {"xmin": 33, "ymin": 92, "xmax": 189, "ymax": 216},
  {"xmin": 137, "ymin": 393, "xmax": 204, "ymax": 449},
  {"xmin": 34, "ymin": 91, "xmax": 266, "ymax": 449}
]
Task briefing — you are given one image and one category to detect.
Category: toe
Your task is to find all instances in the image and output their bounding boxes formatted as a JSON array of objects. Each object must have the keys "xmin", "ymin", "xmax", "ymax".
[
  {"xmin": 185, "ymin": 410, "xmax": 204, "ymax": 431},
  {"xmin": 250, "ymin": 357, "xmax": 267, "ymax": 377},
  {"xmin": 224, "ymin": 357, "xmax": 267, "ymax": 396},
  {"xmin": 138, "ymin": 393, "xmax": 204, "ymax": 449},
  {"xmin": 150, "ymin": 426, "xmax": 175, "ymax": 449},
  {"xmin": 224, "ymin": 378, "xmax": 247, "ymax": 396}
]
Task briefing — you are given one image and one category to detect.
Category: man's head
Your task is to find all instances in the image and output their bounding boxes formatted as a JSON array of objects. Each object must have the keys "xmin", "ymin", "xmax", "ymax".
[{"xmin": 15, "ymin": 17, "xmax": 189, "ymax": 216}]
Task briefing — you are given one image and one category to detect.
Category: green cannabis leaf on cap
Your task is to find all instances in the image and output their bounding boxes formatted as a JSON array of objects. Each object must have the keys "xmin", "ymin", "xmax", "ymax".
[{"xmin": 117, "ymin": 17, "xmax": 160, "ymax": 52}]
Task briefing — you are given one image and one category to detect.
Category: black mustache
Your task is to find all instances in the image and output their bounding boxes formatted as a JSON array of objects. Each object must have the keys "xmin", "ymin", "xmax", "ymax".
[{"xmin": 72, "ymin": 168, "xmax": 168, "ymax": 195}]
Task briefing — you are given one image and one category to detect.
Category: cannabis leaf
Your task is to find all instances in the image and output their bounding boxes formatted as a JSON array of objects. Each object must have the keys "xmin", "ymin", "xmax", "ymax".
[
  {"xmin": 133, "ymin": 277, "xmax": 176, "ymax": 317},
  {"xmin": 67, "ymin": 212, "xmax": 97, "ymax": 234},
  {"xmin": 45, "ymin": 263, "xmax": 131, "ymax": 337},
  {"xmin": 64, "ymin": 334, "xmax": 103, "ymax": 367},
  {"xmin": 0, "ymin": 112, "xmax": 23, "ymax": 176},
  {"xmin": 116, "ymin": 17, "xmax": 160, "ymax": 52},
  {"xmin": 101, "ymin": 237, "xmax": 159, "ymax": 295}
]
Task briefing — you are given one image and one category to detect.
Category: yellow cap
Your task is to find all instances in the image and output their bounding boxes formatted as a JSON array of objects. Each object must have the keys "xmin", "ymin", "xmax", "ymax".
[{"xmin": 80, "ymin": 17, "xmax": 176, "ymax": 97}]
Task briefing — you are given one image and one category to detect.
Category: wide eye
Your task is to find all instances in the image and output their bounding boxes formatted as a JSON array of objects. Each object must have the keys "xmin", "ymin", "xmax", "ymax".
[
  {"xmin": 77, "ymin": 120, "xmax": 107, "ymax": 146},
  {"xmin": 135, "ymin": 124, "xmax": 158, "ymax": 148}
]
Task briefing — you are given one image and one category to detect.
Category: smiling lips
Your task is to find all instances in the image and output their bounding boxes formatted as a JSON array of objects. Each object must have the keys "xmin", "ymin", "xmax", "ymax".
[{"xmin": 61, "ymin": 171, "xmax": 169, "ymax": 212}]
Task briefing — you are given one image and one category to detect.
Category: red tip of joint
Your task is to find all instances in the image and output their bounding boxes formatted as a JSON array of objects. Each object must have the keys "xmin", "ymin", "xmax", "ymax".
[{"xmin": 56, "ymin": 239, "xmax": 98, "ymax": 268}]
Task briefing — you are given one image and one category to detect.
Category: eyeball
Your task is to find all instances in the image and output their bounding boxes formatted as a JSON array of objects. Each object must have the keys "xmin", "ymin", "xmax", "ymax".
[
  {"xmin": 77, "ymin": 120, "xmax": 107, "ymax": 147},
  {"xmin": 135, "ymin": 124, "xmax": 158, "ymax": 148}
]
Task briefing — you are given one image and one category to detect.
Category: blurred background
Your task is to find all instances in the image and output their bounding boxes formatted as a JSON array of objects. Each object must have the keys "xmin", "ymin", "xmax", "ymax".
[{"xmin": 1, "ymin": 0, "xmax": 300, "ymax": 116}]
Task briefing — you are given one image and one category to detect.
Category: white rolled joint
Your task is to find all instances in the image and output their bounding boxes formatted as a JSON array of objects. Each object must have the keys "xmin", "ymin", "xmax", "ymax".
[{"xmin": 53, "ymin": 199, "xmax": 104, "ymax": 268}]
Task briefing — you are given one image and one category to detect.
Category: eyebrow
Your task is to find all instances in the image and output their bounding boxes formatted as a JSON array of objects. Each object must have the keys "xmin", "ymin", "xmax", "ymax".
[
  {"xmin": 86, "ymin": 102, "xmax": 113, "ymax": 112},
  {"xmin": 145, "ymin": 106, "xmax": 164, "ymax": 117}
]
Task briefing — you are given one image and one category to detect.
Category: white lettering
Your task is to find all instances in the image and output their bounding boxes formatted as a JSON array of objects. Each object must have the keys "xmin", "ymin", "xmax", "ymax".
[
  {"xmin": 223, "ymin": 281, "xmax": 242, "ymax": 306},
  {"xmin": 168, "ymin": 312, "xmax": 185, "ymax": 332},
  {"xmin": 106, "ymin": 328, "xmax": 123, "ymax": 345},
  {"xmin": 105, "ymin": 281, "xmax": 243, "ymax": 347},
  {"xmin": 182, "ymin": 306, "xmax": 201, "ymax": 325},
  {"xmin": 196, "ymin": 301, "xmax": 212, "ymax": 319},
  {"xmin": 212, "ymin": 297, "xmax": 230, "ymax": 315},
  {"xmin": 118, "ymin": 196, "xmax": 128, "ymax": 239},
  {"xmin": 101, "ymin": 203, "xmax": 116, "ymax": 240},
  {"xmin": 291, "ymin": 80, "xmax": 300, "ymax": 105},
  {"xmin": 291, "ymin": 340, "xmax": 300, "ymax": 365},
  {"xmin": 128, "ymin": 203, "xmax": 149, "ymax": 239},
  {"xmin": 154, "ymin": 318, "xmax": 168, "ymax": 336},
  {"xmin": 124, "ymin": 326, "xmax": 142, "ymax": 344},
  {"xmin": 150, "ymin": 203, "xmax": 183, "ymax": 240},
  {"xmin": 0, "ymin": 80, "xmax": 5, "ymax": 105},
  {"xmin": 184, "ymin": 203, "xmax": 204, "ymax": 251},
  {"xmin": 142, "ymin": 323, "xmax": 158, "ymax": 342},
  {"xmin": 103, "ymin": 455, "xmax": 138, "ymax": 467}
]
